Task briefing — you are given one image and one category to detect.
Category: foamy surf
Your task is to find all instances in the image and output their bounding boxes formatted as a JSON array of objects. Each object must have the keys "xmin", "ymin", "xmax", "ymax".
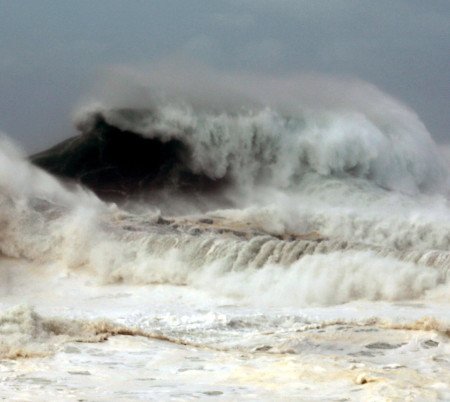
[{"xmin": 1, "ymin": 273, "xmax": 450, "ymax": 400}]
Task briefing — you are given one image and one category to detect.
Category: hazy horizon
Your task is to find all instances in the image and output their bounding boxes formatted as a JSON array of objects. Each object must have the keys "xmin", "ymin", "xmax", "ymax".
[{"xmin": 1, "ymin": 1, "xmax": 449, "ymax": 153}]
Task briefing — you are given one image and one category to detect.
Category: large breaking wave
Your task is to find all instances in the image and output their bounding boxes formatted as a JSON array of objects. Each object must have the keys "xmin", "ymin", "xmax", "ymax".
[{"xmin": 33, "ymin": 67, "xmax": 448, "ymax": 201}]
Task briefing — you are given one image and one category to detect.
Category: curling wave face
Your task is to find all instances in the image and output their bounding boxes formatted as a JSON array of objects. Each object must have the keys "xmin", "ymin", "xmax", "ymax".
[{"xmin": 33, "ymin": 68, "xmax": 449, "ymax": 201}]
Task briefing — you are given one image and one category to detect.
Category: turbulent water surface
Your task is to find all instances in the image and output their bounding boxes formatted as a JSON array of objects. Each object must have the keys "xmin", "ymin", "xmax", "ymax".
[{"xmin": 1, "ymin": 71, "xmax": 450, "ymax": 401}]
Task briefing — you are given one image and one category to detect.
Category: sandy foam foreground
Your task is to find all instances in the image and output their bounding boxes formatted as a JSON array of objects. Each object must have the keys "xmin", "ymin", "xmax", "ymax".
[
  {"xmin": 0, "ymin": 257, "xmax": 450, "ymax": 401},
  {"xmin": 0, "ymin": 324, "xmax": 449, "ymax": 401}
]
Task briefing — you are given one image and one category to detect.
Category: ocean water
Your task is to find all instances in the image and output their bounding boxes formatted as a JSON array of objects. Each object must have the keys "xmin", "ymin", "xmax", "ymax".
[{"xmin": 1, "ymin": 71, "xmax": 450, "ymax": 401}]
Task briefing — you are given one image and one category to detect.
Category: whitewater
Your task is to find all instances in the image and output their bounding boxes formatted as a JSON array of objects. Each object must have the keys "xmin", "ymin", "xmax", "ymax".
[{"xmin": 1, "ymin": 68, "xmax": 450, "ymax": 401}]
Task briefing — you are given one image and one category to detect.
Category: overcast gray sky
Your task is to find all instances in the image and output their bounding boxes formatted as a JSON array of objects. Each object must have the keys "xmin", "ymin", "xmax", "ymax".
[{"xmin": 1, "ymin": 0, "xmax": 449, "ymax": 152}]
